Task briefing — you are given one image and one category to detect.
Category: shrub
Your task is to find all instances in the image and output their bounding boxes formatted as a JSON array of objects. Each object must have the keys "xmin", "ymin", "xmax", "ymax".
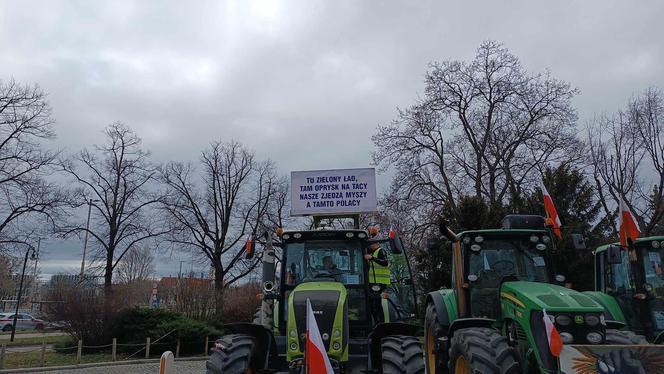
[
  {"xmin": 221, "ymin": 282, "xmax": 261, "ymax": 324},
  {"xmin": 110, "ymin": 306, "xmax": 221, "ymax": 355}
]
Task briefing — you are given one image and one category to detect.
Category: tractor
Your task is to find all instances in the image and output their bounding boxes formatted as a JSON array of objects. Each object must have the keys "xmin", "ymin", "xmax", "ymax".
[
  {"xmin": 423, "ymin": 215, "xmax": 661, "ymax": 374},
  {"xmin": 587, "ymin": 236, "xmax": 664, "ymax": 344},
  {"xmin": 206, "ymin": 217, "xmax": 425, "ymax": 373}
]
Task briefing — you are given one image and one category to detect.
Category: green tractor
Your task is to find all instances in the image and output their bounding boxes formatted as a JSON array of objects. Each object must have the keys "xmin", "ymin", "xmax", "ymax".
[
  {"xmin": 423, "ymin": 215, "xmax": 660, "ymax": 374},
  {"xmin": 206, "ymin": 219, "xmax": 425, "ymax": 373},
  {"xmin": 587, "ymin": 236, "xmax": 664, "ymax": 344}
]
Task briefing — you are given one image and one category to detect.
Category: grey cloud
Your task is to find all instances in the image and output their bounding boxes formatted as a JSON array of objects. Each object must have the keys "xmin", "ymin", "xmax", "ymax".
[{"xmin": 1, "ymin": 0, "xmax": 662, "ymax": 278}]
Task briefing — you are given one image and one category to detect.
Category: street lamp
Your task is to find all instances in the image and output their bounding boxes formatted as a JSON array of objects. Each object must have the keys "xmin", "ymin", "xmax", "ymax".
[
  {"xmin": 80, "ymin": 198, "xmax": 100, "ymax": 280},
  {"xmin": 10, "ymin": 244, "xmax": 36, "ymax": 342}
]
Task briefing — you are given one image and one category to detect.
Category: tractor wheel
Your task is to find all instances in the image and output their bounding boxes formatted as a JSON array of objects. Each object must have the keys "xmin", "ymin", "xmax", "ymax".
[
  {"xmin": 206, "ymin": 334, "xmax": 256, "ymax": 374},
  {"xmin": 605, "ymin": 329, "xmax": 648, "ymax": 344},
  {"xmin": 424, "ymin": 303, "xmax": 447, "ymax": 374},
  {"xmin": 381, "ymin": 335, "xmax": 425, "ymax": 374},
  {"xmin": 448, "ymin": 327, "xmax": 520, "ymax": 374}
]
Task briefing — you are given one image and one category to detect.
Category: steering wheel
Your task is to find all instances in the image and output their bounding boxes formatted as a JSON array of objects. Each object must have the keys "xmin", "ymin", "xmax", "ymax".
[{"xmin": 491, "ymin": 260, "xmax": 515, "ymax": 275}]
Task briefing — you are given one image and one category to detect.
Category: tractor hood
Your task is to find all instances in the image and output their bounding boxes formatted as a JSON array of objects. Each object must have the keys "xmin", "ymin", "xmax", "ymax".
[
  {"xmin": 501, "ymin": 281, "xmax": 604, "ymax": 313},
  {"xmin": 287, "ymin": 281, "xmax": 348, "ymax": 361}
]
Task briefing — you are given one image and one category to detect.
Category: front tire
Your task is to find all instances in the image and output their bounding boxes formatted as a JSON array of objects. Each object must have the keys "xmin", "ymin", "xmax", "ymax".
[
  {"xmin": 381, "ymin": 335, "xmax": 425, "ymax": 374},
  {"xmin": 605, "ymin": 329, "xmax": 648, "ymax": 344},
  {"xmin": 448, "ymin": 327, "xmax": 520, "ymax": 374},
  {"xmin": 206, "ymin": 334, "xmax": 256, "ymax": 374},
  {"xmin": 424, "ymin": 303, "xmax": 447, "ymax": 374}
]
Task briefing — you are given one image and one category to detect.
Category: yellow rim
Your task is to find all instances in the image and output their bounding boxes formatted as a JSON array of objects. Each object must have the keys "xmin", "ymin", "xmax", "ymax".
[
  {"xmin": 454, "ymin": 355, "xmax": 470, "ymax": 374},
  {"xmin": 426, "ymin": 326, "xmax": 436, "ymax": 374}
]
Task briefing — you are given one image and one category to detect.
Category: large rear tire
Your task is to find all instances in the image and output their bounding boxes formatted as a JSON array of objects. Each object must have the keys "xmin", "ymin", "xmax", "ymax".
[
  {"xmin": 381, "ymin": 335, "xmax": 425, "ymax": 374},
  {"xmin": 448, "ymin": 327, "xmax": 520, "ymax": 374},
  {"xmin": 605, "ymin": 329, "xmax": 648, "ymax": 344},
  {"xmin": 424, "ymin": 303, "xmax": 447, "ymax": 374},
  {"xmin": 206, "ymin": 334, "xmax": 256, "ymax": 374}
]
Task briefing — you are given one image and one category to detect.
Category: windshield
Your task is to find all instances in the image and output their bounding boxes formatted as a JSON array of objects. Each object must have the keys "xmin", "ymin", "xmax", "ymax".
[
  {"xmin": 284, "ymin": 240, "xmax": 365, "ymax": 286},
  {"xmin": 467, "ymin": 238, "xmax": 549, "ymax": 283}
]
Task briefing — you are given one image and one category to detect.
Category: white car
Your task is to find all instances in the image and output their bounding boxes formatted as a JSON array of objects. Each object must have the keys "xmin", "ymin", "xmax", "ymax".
[{"xmin": 0, "ymin": 313, "xmax": 45, "ymax": 332}]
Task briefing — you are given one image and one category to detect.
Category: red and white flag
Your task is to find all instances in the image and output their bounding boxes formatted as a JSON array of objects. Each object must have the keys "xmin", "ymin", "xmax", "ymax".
[
  {"xmin": 618, "ymin": 196, "xmax": 641, "ymax": 248},
  {"xmin": 542, "ymin": 309, "xmax": 563, "ymax": 357},
  {"xmin": 305, "ymin": 299, "xmax": 334, "ymax": 374},
  {"xmin": 541, "ymin": 184, "xmax": 562, "ymax": 239}
]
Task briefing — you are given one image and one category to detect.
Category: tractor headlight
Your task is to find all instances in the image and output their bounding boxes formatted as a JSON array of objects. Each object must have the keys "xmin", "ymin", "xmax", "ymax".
[
  {"xmin": 652, "ymin": 241, "xmax": 661, "ymax": 249},
  {"xmin": 536, "ymin": 243, "xmax": 546, "ymax": 251},
  {"xmin": 289, "ymin": 342, "xmax": 298, "ymax": 351},
  {"xmin": 332, "ymin": 342, "xmax": 341, "ymax": 351},
  {"xmin": 530, "ymin": 235, "xmax": 539, "ymax": 243},
  {"xmin": 289, "ymin": 329, "xmax": 297, "ymax": 337},
  {"xmin": 282, "ymin": 234, "xmax": 290, "ymax": 240},
  {"xmin": 333, "ymin": 329, "xmax": 341, "ymax": 338},
  {"xmin": 470, "ymin": 244, "xmax": 481, "ymax": 252},
  {"xmin": 474, "ymin": 236, "xmax": 484, "ymax": 243},
  {"xmin": 586, "ymin": 332, "xmax": 603, "ymax": 344},
  {"xmin": 585, "ymin": 314, "xmax": 600, "ymax": 327},
  {"xmin": 560, "ymin": 332, "xmax": 574, "ymax": 344},
  {"xmin": 555, "ymin": 314, "xmax": 572, "ymax": 326},
  {"xmin": 542, "ymin": 235, "xmax": 551, "ymax": 244}
]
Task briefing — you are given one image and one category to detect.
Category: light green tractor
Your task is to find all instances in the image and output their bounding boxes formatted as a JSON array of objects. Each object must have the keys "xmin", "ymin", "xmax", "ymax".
[
  {"xmin": 423, "ymin": 215, "xmax": 664, "ymax": 374},
  {"xmin": 206, "ymin": 220, "xmax": 425, "ymax": 373},
  {"xmin": 587, "ymin": 236, "xmax": 664, "ymax": 344}
]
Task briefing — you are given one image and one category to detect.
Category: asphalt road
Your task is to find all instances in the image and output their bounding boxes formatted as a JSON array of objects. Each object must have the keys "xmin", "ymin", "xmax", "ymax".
[{"xmin": 17, "ymin": 360, "xmax": 207, "ymax": 374}]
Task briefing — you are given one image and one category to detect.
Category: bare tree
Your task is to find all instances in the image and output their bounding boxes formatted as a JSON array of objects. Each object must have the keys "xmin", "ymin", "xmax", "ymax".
[
  {"xmin": 61, "ymin": 123, "xmax": 167, "ymax": 298},
  {"xmin": 160, "ymin": 141, "xmax": 283, "ymax": 317},
  {"xmin": 116, "ymin": 246, "xmax": 155, "ymax": 283},
  {"xmin": 588, "ymin": 87, "xmax": 664, "ymax": 235},
  {"xmin": 0, "ymin": 79, "xmax": 68, "ymax": 249},
  {"xmin": 373, "ymin": 41, "xmax": 580, "ymax": 232}
]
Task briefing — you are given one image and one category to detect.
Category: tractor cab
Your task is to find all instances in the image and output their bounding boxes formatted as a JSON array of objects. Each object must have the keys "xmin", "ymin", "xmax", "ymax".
[
  {"xmin": 594, "ymin": 236, "xmax": 664, "ymax": 341},
  {"xmin": 461, "ymin": 228, "xmax": 553, "ymax": 319},
  {"xmin": 278, "ymin": 228, "xmax": 417, "ymax": 336}
]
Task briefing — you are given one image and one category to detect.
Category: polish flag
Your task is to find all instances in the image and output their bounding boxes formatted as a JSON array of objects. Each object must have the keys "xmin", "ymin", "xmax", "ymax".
[
  {"xmin": 542, "ymin": 309, "xmax": 563, "ymax": 357},
  {"xmin": 305, "ymin": 299, "xmax": 334, "ymax": 374},
  {"xmin": 618, "ymin": 196, "xmax": 641, "ymax": 248},
  {"xmin": 541, "ymin": 184, "xmax": 562, "ymax": 239}
]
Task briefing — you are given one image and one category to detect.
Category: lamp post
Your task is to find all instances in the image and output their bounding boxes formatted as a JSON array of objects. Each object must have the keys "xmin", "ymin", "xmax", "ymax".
[
  {"xmin": 10, "ymin": 244, "xmax": 36, "ymax": 342},
  {"xmin": 80, "ymin": 198, "xmax": 99, "ymax": 280}
]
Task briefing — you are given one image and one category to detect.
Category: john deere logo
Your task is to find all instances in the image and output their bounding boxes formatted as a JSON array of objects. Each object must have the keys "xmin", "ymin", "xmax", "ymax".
[{"xmin": 575, "ymin": 315, "xmax": 584, "ymax": 324}]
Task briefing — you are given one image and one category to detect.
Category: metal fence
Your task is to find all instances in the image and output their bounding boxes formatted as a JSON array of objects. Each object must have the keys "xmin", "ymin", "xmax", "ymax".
[{"xmin": 0, "ymin": 331, "xmax": 216, "ymax": 370}]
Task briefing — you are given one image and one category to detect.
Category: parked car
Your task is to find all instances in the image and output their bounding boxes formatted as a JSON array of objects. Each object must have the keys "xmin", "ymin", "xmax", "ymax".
[{"xmin": 0, "ymin": 313, "xmax": 45, "ymax": 332}]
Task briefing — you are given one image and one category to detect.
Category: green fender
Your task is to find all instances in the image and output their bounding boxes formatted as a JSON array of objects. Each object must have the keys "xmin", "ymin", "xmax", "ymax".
[{"xmin": 583, "ymin": 291, "xmax": 627, "ymax": 324}]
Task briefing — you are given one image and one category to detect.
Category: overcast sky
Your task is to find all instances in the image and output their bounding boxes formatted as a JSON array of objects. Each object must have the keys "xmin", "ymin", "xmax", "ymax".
[{"xmin": 1, "ymin": 0, "xmax": 663, "ymax": 280}]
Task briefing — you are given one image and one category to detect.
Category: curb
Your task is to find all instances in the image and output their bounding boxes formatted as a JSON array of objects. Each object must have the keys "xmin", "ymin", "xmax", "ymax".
[{"xmin": 0, "ymin": 356, "xmax": 208, "ymax": 373}]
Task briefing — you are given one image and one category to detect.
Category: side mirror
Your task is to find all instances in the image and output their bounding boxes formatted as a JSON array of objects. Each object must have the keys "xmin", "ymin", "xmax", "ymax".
[
  {"xmin": 571, "ymin": 233, "xmax": 586, "ymax": 250},
  {"xmin": 426, "ymin": 238, "xmax": 438, "ymax": 251},
  {"xmin": 607, "ymin": 245, "xmax": 622, "ymax": 265},
  {"xmin": 437, "ymin": 217, "xmax": 458, "ymax": 242},
  {"xmin": 389, "ymin": 233, "xmax": 404, "ymax": 254}
]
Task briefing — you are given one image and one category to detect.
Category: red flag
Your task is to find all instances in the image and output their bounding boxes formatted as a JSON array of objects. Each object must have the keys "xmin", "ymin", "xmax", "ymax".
[
  {"xmin": 542, "ymin": 309, "xmax": 563, "ymax": 357},
  {"xmin": 305, "ymin": 299, "xmax": 334, "ymax": 374},
  {"xmin": 388, "ymin": 225, "xmax": 396, "ymax": 240},
  {"xmin": 619, "ymin": 196, "xmax": 641, "ymax": 248},
  {"xmin": 541, "ymin": 184, "xmax": 562, "ymax": 239}
]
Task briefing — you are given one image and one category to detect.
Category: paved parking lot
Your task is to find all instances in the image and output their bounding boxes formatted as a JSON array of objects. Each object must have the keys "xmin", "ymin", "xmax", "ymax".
[{"xmin": 19, "ymin": 360, "xmax": 206, "ymax": 374}]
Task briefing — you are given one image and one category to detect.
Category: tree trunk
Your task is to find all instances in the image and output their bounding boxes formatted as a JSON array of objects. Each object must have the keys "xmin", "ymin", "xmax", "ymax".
[{"xmin": 213, "ymin": 261, "xmax": 224, "ymax": 320}]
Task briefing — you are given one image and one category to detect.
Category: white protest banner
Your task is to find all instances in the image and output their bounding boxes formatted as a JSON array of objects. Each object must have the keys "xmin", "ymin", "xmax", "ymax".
[{"xmin": 291, "ymin": 168, "xmax": 377, "ymax": 216}]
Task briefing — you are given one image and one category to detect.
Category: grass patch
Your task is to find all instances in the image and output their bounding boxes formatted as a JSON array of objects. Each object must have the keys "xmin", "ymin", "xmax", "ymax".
[
  {"xmin": 3, "ymin": 351, "xmax": 123, "ymax": 369},
  {"xmin": 5, "ymin": 335, "xmax": 70, "ymax": 346}
]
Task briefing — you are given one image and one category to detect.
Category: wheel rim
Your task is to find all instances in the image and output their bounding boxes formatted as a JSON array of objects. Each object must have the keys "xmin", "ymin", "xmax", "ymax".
[
  {"xmin": 454, "ymin": 355, "xmax": 470, "ymax": 374},
  {"xmin": 426, "ymin": 326, "xmax": 436, "ymax": 374}
]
